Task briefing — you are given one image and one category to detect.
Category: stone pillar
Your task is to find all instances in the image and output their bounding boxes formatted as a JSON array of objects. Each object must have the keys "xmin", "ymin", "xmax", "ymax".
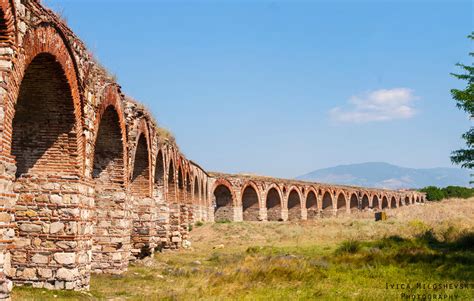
[
  {"xmin": 258, "ymin": 207, "xmax": 267, "ymax": 221},
  {"xmin": 130, "ymin": 196, "xmax": 157, "ymax": 259},
  {"xmin": 0, "ymin": 157, "xmax": 15, "ymax": 299},
  {"xmin": 12, "ymin": 178, "xmax": 93, "ymax": 290},
  {"xmin": 92, "ymin": 189, "xmax": 131, "ymax": 274},
  {"xmin": 281, "ymin": 208, "xmax": 289, "ymax": 221},
  {"xmin": 233, "ymin": 206, "xmax": 243, "ymax": 222},
  {"xmin": 301, "ymin": 208, "xmax": 308, "ymax": 220}
]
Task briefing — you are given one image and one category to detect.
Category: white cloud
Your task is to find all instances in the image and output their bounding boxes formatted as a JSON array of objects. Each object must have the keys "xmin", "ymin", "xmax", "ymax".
[{"xmin": 330, "ymin": 88, "xmax": 418, "ymax": 124}]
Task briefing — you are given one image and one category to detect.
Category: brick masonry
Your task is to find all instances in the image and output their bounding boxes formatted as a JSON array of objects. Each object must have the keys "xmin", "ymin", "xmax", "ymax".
[{"xmin": 0, "ymin": 1, "xmax": 426, "ymax": 299}]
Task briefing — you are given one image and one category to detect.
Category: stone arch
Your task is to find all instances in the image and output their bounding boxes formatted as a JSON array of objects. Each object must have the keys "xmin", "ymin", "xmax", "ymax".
[
  {"xmin": 201, "ymin": 179, "xmax": 205, "ymax": 206},
  {"xmin": 91, "ymin": 95, "xmax": 130, "ymax": 273},
  {"xmin": 361, "ymin": 194, "xmax": 370, "ymax": 210},
  {"xmin": 185, "ymin": 171, "xmax": 192, "ymax": 203},
  {"xmin": 5, "ymin": 25, "xmax": 84, "ymax": 163},
  {"xmin": 381, "ymin": 195, "xmax": 389, "ymax": 209},
  {"xmin": 241, "ymin": 182, "xmax": 260, "ymax": 221},
  {"xmin": 372, "ymin": 195, "xmax": 380, "ymax": 210},
  {"xmin": 287, "ymin": 187, "xmax": 302, "ymax": 221},
  {"xmin": 390, "ymin": 196, "xmax": 397, "ymax": 209},
  {"xmin": 131, "ymin": 132, "xmax": 151, "ymax": 197},
  {"xmin": 8, "ymin": 25, "xmax": 87, "ymax": 288},
  {"xmin": 321, "ymin": 191, "xmax": 333, "ymax": 216},
  {"xmin": 416, "ymin": 196, "xmax": 420, "ymax": 203},
  {"xmin": 194, "ymin": 175, "xmax": 200, "ymax": 204},
  {"xmin": 177, "ymin": 163, "xmax": 184, "ymax": 203},
  {"xmin": 213, "ymin": 179, "xmax": 234, "ymax": 222},
  {"xmin": 305, "ymin": 189, "xmax": 318, "ymax": 220},
  {"xmin": 167, "ymin": 158, "xmax": 176, "ymax": 203},
  {"xmin": 349, "ymin": 193, "xmax": 358, "ymax": 211},
  {"xmin": 336, "ymin": 192, "xmax": 346, "ymax": 210},
  {"xmin": 266, "ymin": 185, "xmax": 283, "ymax": 221},
  {"xmin": 154, "ymin": 149, "xmax": 165, "ymax": 199},
  {"xmin": 12, "ymin": 52, "xmax": 82, "ymax": 178}
]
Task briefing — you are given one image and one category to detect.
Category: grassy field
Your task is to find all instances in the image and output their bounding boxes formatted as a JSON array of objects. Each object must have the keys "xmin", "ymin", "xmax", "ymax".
[{"xmin": 14, "ymin": 198, "xmax": 474, "ymax": 300}]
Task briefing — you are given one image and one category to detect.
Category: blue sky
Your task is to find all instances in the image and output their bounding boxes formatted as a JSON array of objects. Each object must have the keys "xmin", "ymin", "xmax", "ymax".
[{"xmin": 44, "ymin": 0, "xmax": 472, "ymax": 178}]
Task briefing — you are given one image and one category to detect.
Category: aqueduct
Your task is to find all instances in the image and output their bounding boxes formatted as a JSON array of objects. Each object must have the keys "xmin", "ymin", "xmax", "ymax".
[{"xmin": 0, "ymin": 0, "xmax": 426, "ymax": 298}]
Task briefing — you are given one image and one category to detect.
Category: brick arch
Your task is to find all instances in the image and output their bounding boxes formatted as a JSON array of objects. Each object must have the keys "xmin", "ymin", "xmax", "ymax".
[
  {"xmin": 265, "ymin": 183, "xmax": 283, "ymax": 221},
  {"xmin": 381, "ymin": 195, "xmax": 389, "ymax": 209},
  {"xmin": 6, "ymin": 25, "xmax": 85, "ymax": 177},
  {"xmin": 349, "ymin": 192, "xmax": 359, "ymax": 211},
  {"xmin": 91, "ymin": 85, "xmax": 128, "ymax": 185},
  {"xmin": 90, "ymin": 86, "xmax": 130, "ymax": 273},
  {"xmin": 321, "ymin": 190, "xmax": 333, "ymax": 216},
  {"xmin": 336, "ymin": 191, "xmax": 346, "ymax": 210},
  {"xmin": 361, "ymin": 193, "xmax": 370, "ymax": 210},
  {"xmin": 193, "ymin": 174, "xmax": 200, "ymax": 205},
  {"xmin": 241, "ymin": 181, "xmax": 260, "ymax": 221},
  {"xmin": 154, "ymin": 147, "xmax": 165, "ymax": 198},
  {"xmin": 305, "ymin": 187, "xmax": 318, "ymax": 219},
  {"xmin": 130, "ymin": 119, "xmax": 152, "ymax": 197},
  {"xmin": 390, "ymin": 196, "xmax": 397, "ymax": 209},
  {"xmin": 167, "ymin": 157, "xmax": 177, "ymax": 203},
  {"xmin": 185, "ymin": 171, "xmax": 192, "ymax": 204},
  {"xmin": 287, "ymin": 186, "xmax": 302, "ymax": 221},
  {"xmin": 212, "ymin": 178, "xmax": 235, "ymax": 222},
  {"xmin": 371, "ymin": 195, "xmax": 380, "ymax": 210}
]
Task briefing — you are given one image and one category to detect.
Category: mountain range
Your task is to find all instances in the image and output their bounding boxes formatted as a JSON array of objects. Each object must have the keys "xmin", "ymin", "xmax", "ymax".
[{"xmin": 296, "ymin": 162, "xmax": 471, "ymax": 189}]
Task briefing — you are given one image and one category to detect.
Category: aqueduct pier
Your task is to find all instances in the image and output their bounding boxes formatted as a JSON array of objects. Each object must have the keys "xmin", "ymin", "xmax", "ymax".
[{"xmin": 0, "ymin": 0, "xmax": 425, "ymax": 298}]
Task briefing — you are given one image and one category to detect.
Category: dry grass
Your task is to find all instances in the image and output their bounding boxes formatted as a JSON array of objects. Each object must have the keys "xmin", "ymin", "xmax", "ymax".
[{"xmin": 13, "ymin": 198, "xmax": 474, "ymax": 300}]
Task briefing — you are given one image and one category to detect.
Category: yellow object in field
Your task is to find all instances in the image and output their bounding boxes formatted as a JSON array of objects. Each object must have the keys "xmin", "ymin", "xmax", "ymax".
[{"xmin": 375, "ymin": 212, "xmax": 387, "ymax": 221}]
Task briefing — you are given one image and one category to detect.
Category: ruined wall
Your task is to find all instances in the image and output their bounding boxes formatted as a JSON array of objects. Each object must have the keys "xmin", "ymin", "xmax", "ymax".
[{"xmin": 0, "ymin": 1, "xmax": 426, "ymax": 299}]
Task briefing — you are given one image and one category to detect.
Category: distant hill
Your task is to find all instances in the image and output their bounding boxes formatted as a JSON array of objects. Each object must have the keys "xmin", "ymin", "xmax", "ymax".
[{"xmin": 296, "ymin": 162, "xmax": 471, "ymax": 189}]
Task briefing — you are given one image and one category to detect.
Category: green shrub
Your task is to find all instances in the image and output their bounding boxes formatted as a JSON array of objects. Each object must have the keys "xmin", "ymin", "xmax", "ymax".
[
  {"xmin": 335, "ymin": 240, "xmax": 360, "ymax": 255},
  {"xmin": 195, "ymin": 221, "xmax": 204, "ymax": 227},
  {"xmin": 420, "ymin": 186, "xmax": 445, "ymax": 201},
  {"xmin": 420, "ymin": 186, "xmax": 474, "ymax": 201}
]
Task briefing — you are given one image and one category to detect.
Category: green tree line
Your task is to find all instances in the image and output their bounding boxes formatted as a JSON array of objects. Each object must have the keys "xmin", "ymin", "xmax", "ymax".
[{"xmin": 420, "ymin": 186, "xmax": 474, "ymax": 201}]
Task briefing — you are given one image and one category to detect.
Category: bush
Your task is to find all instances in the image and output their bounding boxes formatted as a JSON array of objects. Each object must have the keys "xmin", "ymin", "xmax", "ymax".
[
  {"xmin": 195, "ymin": 221, "xmax": 204, "ymax": 227},
  {"xmin": 335, "ymin": 240, "xmax": 360, "ymax": 255},
  {"xmin": 420, "ymin": 186, "xmax": 445, "ymax": 201},
  {"xmin": 419, "ymin": 185, "xmax": 473, "ymax": 201}
]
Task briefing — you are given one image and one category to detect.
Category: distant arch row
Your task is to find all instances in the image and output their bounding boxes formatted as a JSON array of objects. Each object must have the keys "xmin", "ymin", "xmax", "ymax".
[{"xmin": 210, "ymin": 176, "xmax": 426, "ymax": 221}]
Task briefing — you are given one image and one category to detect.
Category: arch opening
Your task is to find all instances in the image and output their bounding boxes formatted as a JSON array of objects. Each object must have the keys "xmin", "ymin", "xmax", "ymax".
[
  {"xmin": 322, "ymin": 192, "xmax": 333, "ymax": 217},
  {"xmin": 361, "ymin": 194, "xmax": 369, "ymax": 210},
  {"xmin": 390, "ymin": 197, "xmax": 397, "ymax": 209},
  {"xmin": 177, "ymin": 166, "xmax": 184, "ymax": 203},
  {"xmin": 242, "ymin": 185, "xmax": 259, "ymax": 221},
  {"xmin": 306, "ymin": 191, "xmax": 318, "ymax": 219},
  {"xmin": 287, "ymin": 189, "xmax": 301, "ymax": 221},
  {"xmin": 168, "ymin": 161, "xmax": 176, "ymax": 203},
  {"xmin": 337, "ymin": 193, "xmax": 346, "ymax": 210},
  {"xmin": 131, "ymin": 134, "xmax": 150, "ymax": 197},
  {"xmin": 350, "ymin": 194, "xmax": 358, "ymax": 211},
  {"xmin": 185, "ymin": 172, "xmax": 192, "ymax": 203},
  {"xmin": 382, "ymin": 196, "xmax": 389, "ymax": 209},
  {"xmin": 154, "ymin": 150, "xmax": 164, "ymax": 199},
  {"xmin": 214, "ymin": 184, "xmax": 233, "ymax": 222},
  {"xmin": 372, "ymin": 196, "xmax": 380, "ymax": 210},
  {"xmin": 12, "ymin": 53, "xmax": 80, "ymax": 179},
  {"xmin": 91, "ymin": 105, "xmax": 129, "ymax": 272},
  {"xmin": 194, "ymin": 176, "xmax": 199, "ymax": 203},
  {"xmin": 266, "ymin": 188, "xmax": 282, "ymax": 221}
]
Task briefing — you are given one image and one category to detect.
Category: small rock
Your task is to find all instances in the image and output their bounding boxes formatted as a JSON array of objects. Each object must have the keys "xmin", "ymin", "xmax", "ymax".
[
  {"xmin": 213, "ymin": 244, "xmax": 224, "ymax": 250},
  {"xmin": 191, "ymin": 260, "xmax": 201, "ymax": 266}
]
